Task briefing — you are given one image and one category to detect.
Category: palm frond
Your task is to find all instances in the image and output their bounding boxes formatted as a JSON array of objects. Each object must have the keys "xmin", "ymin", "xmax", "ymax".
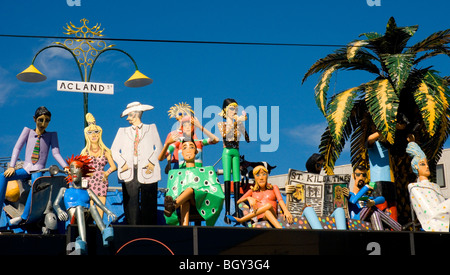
[
  {"xmin": 319, "ymin": 107, "xmax": 357, "ymax": 175},
  {"xmin": 414, "ymin": 82, "xmax": 442, "ymax": 137},
  {"xmin": 302, "ymin": 48, "xmax": 380, "ymax": 84},
  {"xmin": 326, "ymin": 86, "xmax": 360, "ymax": 143},
  {"xmin": 407, "ymin": 29, "xmax": 450, "ymax": 54},
  {"xmin": 444, "ymin": 76, "xmax": 450, "ymax": 86},
  {"xmin": 314, "ymin": 64, "xmax": 339, "ymax": 116},
  {"xmin": 347, "ymin": 40, "xmax": 369, "ymax": 62},
  {"xmin": 359, "ymin": 32, "xmax": 382, "ymax": 40},
  {"xmin": 365, "ymin": 79, "xmax": 399, "ymax": 144},
  {"xmin": 384, "ymin": 17, "xmax": 418, "ymax": 53},
  {"xmin": 381, "ymin": 53, "xmax": 415, "ymax": 92},
  {"xmin": 369, "ymin": 17, "xmax": 418, "ymax": 55},
  {"xmin": 350, "ymin": 100, "xmax": 371, "ymax": 169},
  {"xmin": 350, "ymin": 120, "xmax": 370, "ymax": 169},
  {"xmin": 319, "ymin": 125, "xmax": 349, "ymax": 175},
  {"xmin": 413, "ymin": 71, "xmax": 450, "ymax": 137},
  {"xmin": 421, "ymin": 114, "xmax": 450, "ymax": 166},
  {"xmin": 425, "ymin": 70, "xmax": 450, "ymax": 109},
  {"xmin": 413, "ymin": 45, "xmax": 450, "ymax": 64}
]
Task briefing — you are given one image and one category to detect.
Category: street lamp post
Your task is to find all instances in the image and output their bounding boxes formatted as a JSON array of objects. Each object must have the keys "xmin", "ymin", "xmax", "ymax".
[{"xmin": 16, "ymin": 18, "xmax": 152, "ymax": 128}]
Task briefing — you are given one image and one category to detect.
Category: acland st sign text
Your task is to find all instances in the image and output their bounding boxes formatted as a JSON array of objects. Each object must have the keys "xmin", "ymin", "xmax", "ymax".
[{"xmin": 57, "ymin": 80, "xmax": 114, "ymax": 95}]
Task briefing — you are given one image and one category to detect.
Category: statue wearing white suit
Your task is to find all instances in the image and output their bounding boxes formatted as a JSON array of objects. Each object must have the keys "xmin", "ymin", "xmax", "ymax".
[{"xmin": 111, "ymin": 102, "xmax": 162, "ymax": 225}]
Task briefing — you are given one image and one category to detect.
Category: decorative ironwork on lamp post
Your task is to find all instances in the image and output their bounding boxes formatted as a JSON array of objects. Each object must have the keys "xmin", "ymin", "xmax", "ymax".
[{"xmin": 17, "ymin": 18, "xmax": 152, "ymax": 127}]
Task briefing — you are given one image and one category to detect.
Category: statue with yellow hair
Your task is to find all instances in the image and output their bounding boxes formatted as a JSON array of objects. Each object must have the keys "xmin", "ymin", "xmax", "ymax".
[
  {"xmin": 81, "ymin": 113, "xmax": 117, "ymax": 217},
  {"xmin": 226, "ymin": 165, "xmax": 293, "ymax": 228},
  {"xmin": 162, "ymin": 103, "xmax": 196, "ymax": 172}
]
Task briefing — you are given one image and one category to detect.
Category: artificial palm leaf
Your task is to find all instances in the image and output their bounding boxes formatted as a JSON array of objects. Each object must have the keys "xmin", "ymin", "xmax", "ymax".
[
  {"xmin": 413, "ymin": 70, "xmax": 450, "ymax": 137},
  {"xmin": 350, "ymin": 100, "xmax": 371, "ymax": 169},
  {"xmin": 350, "ymin": 119, "xmax": 369, "ymax": 169},
  {"xmin": 359, "ymin": 32, "xmax": 382, "ymax": 40},
  {"xmin": 413, "ymin": 81, "xmax": 442, "ymax": 137},
  {"xmin": 381, "ymin": 53, "xmax": 415, "ymax": 92},
  {"xmin": 424, "ymin": 70, "xmax": 450, "ymax": 105},
  {"xmin": 347, "ymin": 40, "xmax": 369, "ymax": 62},
  {"xmin": 318, "ymin": 126, "xmax": 346, "ymax": 175},
  {"xmin": 364, "ymin": 79, "xmax": 399, "ymax": 144},
  {"xmin": 384, "ymin": 17, "xmax": 418, "ymax": 54},
  {"xmin": 413, "ymin": 45, "xmax": 450, "ymax": 64},
  {"xmin": 302, "ymin": 48, "xmax": 380, "ymax": 84},
  {"xmin": 326, "ymin": 86, "xmax": 360, "ymax": 143},
  {"xmin": 408, "ymin": 29, "xmax": 450, "ymax": 54},
  {"xmin": 320, "ymin": 111, "xmax": 355, "ymax": 174},
  {"xmin": 369, "ymin": 17, "xmax": 418, "ymax": 56},
  {"xmin": 314, "ymin": 64, "xmax": 339, "ymax": 116},
  {"xmin": 422, "ymin": 114, "xmax": 450, "ymax": 166},
  {"xmin": 302, "ymin": 49, "xmax": 346, "ymax": 83},
  {"xmin": 443, "ymin": 76, "xmax": 450, "ymax": 86}
]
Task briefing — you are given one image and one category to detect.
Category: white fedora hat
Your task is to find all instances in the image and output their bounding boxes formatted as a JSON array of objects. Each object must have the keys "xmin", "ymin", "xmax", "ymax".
[{"xmin": 121, "ymin": 101, "xmax": 154, "ymax": 117}]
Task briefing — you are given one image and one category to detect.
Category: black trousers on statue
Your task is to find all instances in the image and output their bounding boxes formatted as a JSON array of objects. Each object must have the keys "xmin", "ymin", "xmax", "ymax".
[{"xmin": 121, "ymin": 168, "xmax": 158, "ymax": 225}]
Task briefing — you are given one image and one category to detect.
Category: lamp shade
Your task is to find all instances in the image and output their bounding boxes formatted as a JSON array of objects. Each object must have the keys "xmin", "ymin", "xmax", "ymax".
[
  {"xmin": 124, "ymin": 70, "xmax": 153, "ymax": 88},
  {"xmin": 17, "ymin": 65, "xmax": 47, "ymax": 82}
]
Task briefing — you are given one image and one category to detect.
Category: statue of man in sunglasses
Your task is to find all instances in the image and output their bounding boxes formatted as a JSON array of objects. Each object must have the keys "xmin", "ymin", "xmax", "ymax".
[
  {"xmin": 348, "ymin": 165, "xmax": 385, "ymax": 219},
  {"xmin": 0, "ymin": 106, "xmax": 68, "ymax": 225}
]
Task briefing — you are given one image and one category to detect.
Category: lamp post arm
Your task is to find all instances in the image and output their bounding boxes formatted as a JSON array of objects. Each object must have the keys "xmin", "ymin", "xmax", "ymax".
[
  {"xmin": 30, "ymin": 44, "xmax": 88, "ymax": 128},
  {"xmin": 87, "ymin": 47, "xmax": 139, "ymax": 82},
  {"xmin": 30, "ymin": 44, "xmax": 84, "ymax": 82}
]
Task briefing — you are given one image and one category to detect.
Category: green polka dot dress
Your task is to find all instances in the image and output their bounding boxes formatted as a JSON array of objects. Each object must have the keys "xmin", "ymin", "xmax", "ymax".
[{"xmin": 165, "ymin": 166, "xmax": 225, "ymax": 226}]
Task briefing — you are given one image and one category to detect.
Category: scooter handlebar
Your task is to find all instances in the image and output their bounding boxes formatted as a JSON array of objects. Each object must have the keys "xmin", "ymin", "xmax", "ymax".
[{"xmin": 31, "ymin": 165, "xmax": 67, "ymax": 175}]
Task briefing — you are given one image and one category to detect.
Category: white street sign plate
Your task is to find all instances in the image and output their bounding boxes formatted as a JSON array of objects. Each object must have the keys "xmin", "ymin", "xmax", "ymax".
[{"xmin": 57, "ymin": 80, "xmax": 114, "ymax": 95}]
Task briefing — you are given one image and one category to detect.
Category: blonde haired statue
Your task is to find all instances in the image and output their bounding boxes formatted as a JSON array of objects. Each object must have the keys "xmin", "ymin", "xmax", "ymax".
[
  {"xmin": 163, "ymin": 103, "xmax": 196, "ymax": 172},
  {"xmin": 81, "ymin": 113, "xmax": 117, "ymax": 217},
  {"xmin": 167, "ymin": 102, "xmax": 194, "ymax": 120},
  {"xmin": 226, "ymin": 165, "xmax": 293, "ymax": 228}
]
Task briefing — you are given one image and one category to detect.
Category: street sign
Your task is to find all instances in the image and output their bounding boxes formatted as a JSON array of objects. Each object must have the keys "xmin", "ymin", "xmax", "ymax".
[{"xmin": 57, "ymin": 80, "xmax": 114, "ymax": 95}]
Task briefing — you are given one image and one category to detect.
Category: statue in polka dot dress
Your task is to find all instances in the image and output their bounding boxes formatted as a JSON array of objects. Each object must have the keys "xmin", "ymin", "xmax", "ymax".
[
  {"xmin": 406, "ymin": 136, "xmax": 450, "ymax": 232},
  {"xmin": 81, "ymin": 113, "xmax": 117, "ymax": 218},
  {"xmin": 164, "ymin": 139, "xmax": 224, "ymax": 226}
]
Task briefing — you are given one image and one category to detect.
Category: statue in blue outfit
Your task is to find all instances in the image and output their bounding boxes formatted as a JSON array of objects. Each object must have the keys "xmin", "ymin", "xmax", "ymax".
[
  {"xmin": 0, "ymin": 106, "xmax": 69, "ymax": 225},
  {"xmin": 348, "ymin": 165, "xmax": 401, "ymax": 231},
  {"xmin": 348, "ymin": 165, "xmax": 385, "ymax": 220},
  {"xmin": 53, "ymin": 155, "xmax": 116, "ymax": 254},
  {"xmin": 366, "ymin": 113, "xmax": 410, "ymax": 222}
]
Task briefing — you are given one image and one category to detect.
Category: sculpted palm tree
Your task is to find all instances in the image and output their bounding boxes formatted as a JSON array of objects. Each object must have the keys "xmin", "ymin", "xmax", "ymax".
[{"xmin": 302, "ymin": 17, "xmax": 450, "ymax": 224}]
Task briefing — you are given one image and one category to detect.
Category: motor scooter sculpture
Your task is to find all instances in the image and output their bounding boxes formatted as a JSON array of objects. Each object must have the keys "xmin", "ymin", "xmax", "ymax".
[{"xmin": 2, "ymin": 163, "xmax": 66, "ymax": 234}]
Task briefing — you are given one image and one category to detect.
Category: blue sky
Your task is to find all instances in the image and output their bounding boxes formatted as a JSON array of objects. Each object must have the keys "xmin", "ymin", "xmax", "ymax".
[{"xmin": 0, "ymin": 0, "xmax": 449, "ymax": 188}]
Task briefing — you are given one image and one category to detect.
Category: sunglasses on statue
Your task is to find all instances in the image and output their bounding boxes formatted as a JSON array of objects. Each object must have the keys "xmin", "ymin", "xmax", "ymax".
[
  {"xmin": 354, "ymin": 173, "xmax": 367, "ymax": 177},
  {"xmin": 87, "ymin": 130, "xmax": 101, "ymax": 135},
  {"xmin": 37, "ymin": 118, "xmax": 51, "ymax": 123}
]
